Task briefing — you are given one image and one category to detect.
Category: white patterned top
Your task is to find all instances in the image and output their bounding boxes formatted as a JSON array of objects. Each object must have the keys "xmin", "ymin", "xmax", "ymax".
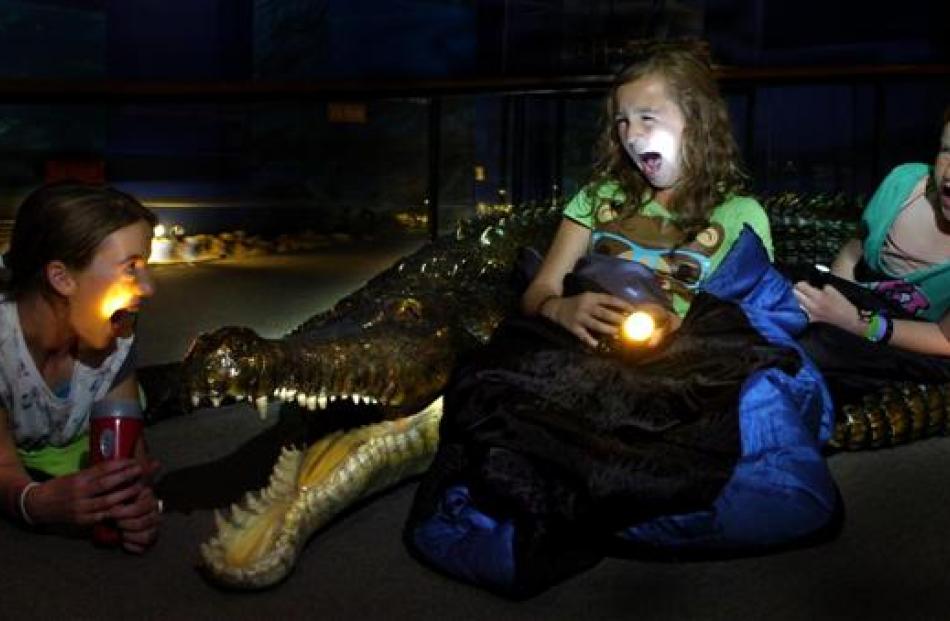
[{"xmin": 0, "ymin": 298, "xmax": 133, "ymax": 449}]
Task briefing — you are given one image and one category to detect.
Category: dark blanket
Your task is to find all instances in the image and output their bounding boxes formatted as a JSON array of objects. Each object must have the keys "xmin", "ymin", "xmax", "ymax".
[{"xmin": 405, "ymin": 292, "xmax": 801, "ymax": 598}]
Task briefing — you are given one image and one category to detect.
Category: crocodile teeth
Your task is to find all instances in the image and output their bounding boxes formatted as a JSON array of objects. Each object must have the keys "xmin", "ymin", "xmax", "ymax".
[
  {"xmin": 306, "ymin": 394, "xmax": 317, "ymax": 411},
  {"xmin": 201, "ymin": 402, "xmax": 444, "ymax": 589},
  {"xmin": 229, "ymin": 503, "xmax": 252, "ymax": 527},
  {"xmin": 245, "ymin": 491, "xmax": 266, "ymax": 513},
  {"xmin": 317, "ymin": 389, "xmax": 328, "ymax": 410},
  {"xmin": 213, "ymin": 509, "xmax": 227, "ymax": 533},
  {"xmin": 297, "ymin": 392, "xmax": 308, "ymax": 407},
  {"xmin": 353, "ymin": 395, "xmax": 362, "ymax": 405}
]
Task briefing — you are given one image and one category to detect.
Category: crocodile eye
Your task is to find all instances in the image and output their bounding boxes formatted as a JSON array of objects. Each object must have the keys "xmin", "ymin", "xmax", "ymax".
[{"xmin": 391, "ymin": 298, "xmax": 424, "ymax": 323}]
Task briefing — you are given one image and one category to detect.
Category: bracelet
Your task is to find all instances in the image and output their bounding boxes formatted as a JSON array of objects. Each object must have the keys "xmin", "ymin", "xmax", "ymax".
[
  {"xmin": 879, "ymin": 314, "xmax": 894, "ymax": 345},
  {"xmin": 18, "ymin": 482, "xmax": 39, "ymax": 526},
  {"xmin": 535, "ymin": 294, "xmax": 559, "ymax": 317},
  {"xmin": 862, "ymin": 312, "xmax": 880, "ymax": 341},
  {"xmin": 862, "ymin": 312, "xmax": 892, "ymax": 344}
]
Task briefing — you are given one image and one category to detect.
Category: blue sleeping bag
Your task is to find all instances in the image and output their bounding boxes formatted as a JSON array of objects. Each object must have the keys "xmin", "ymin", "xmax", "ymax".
[{"xmin": 620, "ymin": 226, "xmax": 837, "ymax": 549}]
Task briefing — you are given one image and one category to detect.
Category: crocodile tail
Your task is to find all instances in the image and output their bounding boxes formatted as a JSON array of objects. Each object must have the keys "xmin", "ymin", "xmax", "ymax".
[{"xmin": 828, "ymin": 382, "xmax": 949, "ymax": 451}]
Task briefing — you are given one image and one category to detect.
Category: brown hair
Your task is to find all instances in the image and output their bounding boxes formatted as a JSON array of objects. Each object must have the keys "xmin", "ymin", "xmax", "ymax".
[
  {"xmin": 3, "ymin": 182, "xmax": 157, "ymax": 298},
  {"xmin": 586, "ymin": 44, "xmax": 746, "ymax": 241},
  {"xmin": 925, "ymin": 105, "xmax": 950, "ymax": 209}
]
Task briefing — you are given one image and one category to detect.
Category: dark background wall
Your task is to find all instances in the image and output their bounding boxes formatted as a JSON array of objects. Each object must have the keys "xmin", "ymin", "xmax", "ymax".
[{"xmin": 0, "ymin": 0, "xmax": 946, "ymax": 235}]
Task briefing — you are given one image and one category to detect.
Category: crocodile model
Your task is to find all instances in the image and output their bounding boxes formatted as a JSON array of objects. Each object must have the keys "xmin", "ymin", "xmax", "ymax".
[{"xmin": 180, "ymin": 196, "xmax": 949, "ymax": 588}]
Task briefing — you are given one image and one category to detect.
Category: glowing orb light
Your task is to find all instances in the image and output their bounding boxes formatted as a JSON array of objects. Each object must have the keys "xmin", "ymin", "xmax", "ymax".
[
  {"xmin": 100, "ymin": 284, "xmax": 136, "ymax": 319},
  {"xmin": 621, "ymin": 311, "xmax": 655, "ymax": 343},
  {"xmin": 153, "ymin": 224, "xmax": 166, "ymax": 239}
]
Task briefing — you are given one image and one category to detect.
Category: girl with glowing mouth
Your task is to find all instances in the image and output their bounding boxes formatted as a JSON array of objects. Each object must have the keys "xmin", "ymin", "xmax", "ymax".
[
  {"xmin": 0, "ymin": 183, "xmax": 162, "ymax": 553},
  {"xmin": 522, "ymin": 46, "xmax": 768, "ymax": 346}
]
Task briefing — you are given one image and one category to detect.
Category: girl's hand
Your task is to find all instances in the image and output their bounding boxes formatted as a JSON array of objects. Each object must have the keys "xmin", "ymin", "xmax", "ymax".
[
  {"xmin": 26, "ymin": 459, "xmax": 144, "ymax": 526},
  {"xmin": 793, "ymin": 281, "xmax": 863, "ymax": 333},
  {"xmin": 545, "ymin": 292, "xmax": 634, "ymax": 347},
  {"xmin": 110, "ymin": 484, "xmax": 161, "ymax": 554}
]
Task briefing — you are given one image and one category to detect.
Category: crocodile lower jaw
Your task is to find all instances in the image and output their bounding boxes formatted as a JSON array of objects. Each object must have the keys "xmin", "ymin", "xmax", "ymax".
[{"xmin": 199, "ymin": 398, "xmax": 443, "ymax": 588}]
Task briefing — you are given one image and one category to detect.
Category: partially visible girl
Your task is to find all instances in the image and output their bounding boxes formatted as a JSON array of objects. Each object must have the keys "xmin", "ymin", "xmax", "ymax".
[
  {"xmin": 795, "ymin": 107, "xmax": 950, "ymax": 400},
  {"xmin": 0, "ymin": 182, "xmax": 162, "ymax": 553}
]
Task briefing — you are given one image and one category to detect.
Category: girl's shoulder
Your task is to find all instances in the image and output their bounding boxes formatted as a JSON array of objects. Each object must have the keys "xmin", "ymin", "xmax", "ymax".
[
  {"xmin": 882, "ymin": 162, "xmax": 930, "ymax": 186},
  {"xmin": 708, "ymin": 195, "xmax": 773, "ymax": 259},
  {"xmin": 563, "ymin": 182, "xmax": 627, "ymax": 227},
  {"xmin": 574, "ymin": 181, "xmax": 626, "ymax": 205},
  {"xmin": 710, "ymin": 194, "xmax": 767, "ymax": 222}
]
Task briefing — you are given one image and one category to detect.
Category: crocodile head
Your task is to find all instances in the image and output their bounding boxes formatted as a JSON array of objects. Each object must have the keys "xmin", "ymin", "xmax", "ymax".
[
  {"xmin": 181, "ymin": 206, "xmax": 561, "ymax": 422},
  {"xmin": 182, "ymin": 294, "xmax": 462, "ymax": 419}
]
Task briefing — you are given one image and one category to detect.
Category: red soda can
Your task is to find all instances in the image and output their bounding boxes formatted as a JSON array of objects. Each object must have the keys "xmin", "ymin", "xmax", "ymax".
[{"xmin": 88, "ymin": 399, "xmax": 144, "ymax": 546}]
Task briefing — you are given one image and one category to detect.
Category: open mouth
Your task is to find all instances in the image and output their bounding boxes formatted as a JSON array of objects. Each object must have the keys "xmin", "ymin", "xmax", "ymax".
[
  {"xmin": 638, "ymin": 151, "xmax": 662, "ymax": 177},
  {"xmin": 110, "ymin": 308, "xmax": 138, "ymax": 338}
]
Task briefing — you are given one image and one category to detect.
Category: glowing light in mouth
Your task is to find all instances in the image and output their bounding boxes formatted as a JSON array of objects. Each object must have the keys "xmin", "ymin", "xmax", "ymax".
[
  {"xmin": 621, "ymin": 311, "xmax": 655, "ymax": 343},
  {"xmin": 100, "ymin": 284, "xmax": 136, "ymax": 320}
]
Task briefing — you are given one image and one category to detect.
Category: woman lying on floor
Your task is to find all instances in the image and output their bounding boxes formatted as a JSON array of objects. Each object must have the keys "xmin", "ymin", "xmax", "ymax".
[
  {"xmin": 795, "ymin": 106, "xmax": 950, "ymax": 404},
  {"xmin": 403, "ymin": 46, "xmax": 839, "ymax": 598}
]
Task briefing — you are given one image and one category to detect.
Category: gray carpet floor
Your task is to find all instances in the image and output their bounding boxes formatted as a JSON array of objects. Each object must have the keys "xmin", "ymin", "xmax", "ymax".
[{"xmin": 4, "ymin": 400, "xmax": 950, "ymax": 621}]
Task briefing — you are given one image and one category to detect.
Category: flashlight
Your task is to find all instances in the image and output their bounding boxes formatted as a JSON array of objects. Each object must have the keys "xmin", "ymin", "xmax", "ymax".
[
  {"xmin": 621, "ymin": 310, "xmax": 656, "ymax": 343},
  {"xmin": 89, "ymin": 399, "xmax": 144, "ymax": 547},
  {"xmin": 808, "ymin": 264, "xmax": 831, "ymax": 288}
]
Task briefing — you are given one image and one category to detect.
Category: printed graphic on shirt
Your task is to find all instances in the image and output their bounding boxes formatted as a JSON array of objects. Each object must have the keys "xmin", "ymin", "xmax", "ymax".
[
  {"xmin": 592, "ymin": 212, "xmax": 725, "ymax": 303},
  {"xmin": 867, "ymin": 279, "xmax": 931, "ymax": 317}
]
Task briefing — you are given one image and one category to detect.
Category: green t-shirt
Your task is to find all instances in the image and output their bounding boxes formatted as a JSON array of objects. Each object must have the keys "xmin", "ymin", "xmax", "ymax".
[{"xmin": 563, "ymin": 183, "xmax": 773, "ymax": 315}]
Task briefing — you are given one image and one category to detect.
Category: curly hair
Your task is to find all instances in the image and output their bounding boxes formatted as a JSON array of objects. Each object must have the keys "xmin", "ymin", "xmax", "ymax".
[
  {"xmin": 586, "ymin": 45, "xmax": 747, "ymax": 242},
  {"xmin": 924, "ymin": 104, "xmax": 949, "ymax": 210}
]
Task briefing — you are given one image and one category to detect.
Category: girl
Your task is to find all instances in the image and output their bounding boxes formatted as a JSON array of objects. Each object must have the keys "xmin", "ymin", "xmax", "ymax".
[
  {"xmin": 0, "ymin": 182, "xmax": 162, "ymax": 553},
  {"xmin": 523, "ymin": 46, "xmax": 772, "ymax": 343},
  {"xmin": 406, "ymin": 47, "xmax": 836, "ymax": 598},
  {"xmin": 795, "ymin": 107, "xmax": 950, "ymax": 401}
]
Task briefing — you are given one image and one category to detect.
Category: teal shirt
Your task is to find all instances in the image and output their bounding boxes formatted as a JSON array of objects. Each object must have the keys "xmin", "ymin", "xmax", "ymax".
[
  {"xmin": 861, "ymin": 163, "xmax": 950, "ymax": 322},
  {"xmin": 563, "ymin": 183, "xmax": 773, "ymax": 315}
]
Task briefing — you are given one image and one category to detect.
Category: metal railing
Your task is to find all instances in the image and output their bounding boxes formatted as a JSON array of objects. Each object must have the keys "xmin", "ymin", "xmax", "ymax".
[{"xmin": 1, "ymin": 63, "xmax": 948, "ymax": 240}]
